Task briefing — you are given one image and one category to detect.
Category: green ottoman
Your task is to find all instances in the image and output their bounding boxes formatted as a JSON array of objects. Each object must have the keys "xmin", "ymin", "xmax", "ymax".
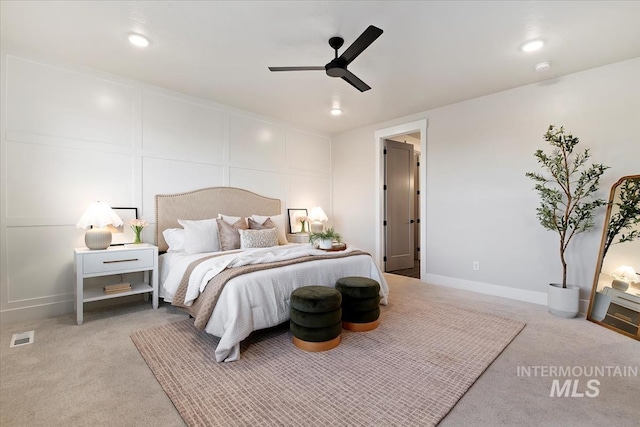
[
  {"xmin": 290, "ymin": 286, "xmax": 342, "ymax": 352},
  {"xmin": 336, "ymin": 276, "xmax": 381, "ymax": 332}
]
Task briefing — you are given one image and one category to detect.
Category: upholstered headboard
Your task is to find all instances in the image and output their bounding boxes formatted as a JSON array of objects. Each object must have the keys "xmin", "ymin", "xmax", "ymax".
[{"xmin": 155, "ymin": 187, "xmax": 281, "ymax": 252}]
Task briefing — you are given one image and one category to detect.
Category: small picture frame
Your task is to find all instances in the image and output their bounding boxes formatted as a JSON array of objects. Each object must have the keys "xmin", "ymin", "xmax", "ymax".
[
  {"xmin": 108, "ymin": 207, "xmax": 138, "ymax": 245},
  {"xmin": 288, "ymin": 208, "xmax": 308, "ymax": 233}
]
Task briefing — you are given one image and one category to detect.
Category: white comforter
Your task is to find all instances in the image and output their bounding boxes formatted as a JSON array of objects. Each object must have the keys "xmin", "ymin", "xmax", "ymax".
[{"xmin": 159, "ymin": 244, "xmax": 388, "ymax": 362}]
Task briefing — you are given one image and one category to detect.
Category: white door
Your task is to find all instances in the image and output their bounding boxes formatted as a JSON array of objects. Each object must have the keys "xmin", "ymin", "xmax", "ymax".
[{"xmin": 384, "ymin": 139, "xmax": 415, "ymax": 271}]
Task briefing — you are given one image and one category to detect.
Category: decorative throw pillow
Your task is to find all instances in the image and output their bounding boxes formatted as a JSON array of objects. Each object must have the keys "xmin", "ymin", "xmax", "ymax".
[
  {"xmin": 239, "ymin": 228, "xmax": 279, "ymax": 249},
  {"xmin": 251, "ymin": 214, "xmax": 289, "ymax": 245},
  {"xmin": 216, "ymin": 217, "xmax": 249, "ymax": 251},
  {"xmin": 248, "ymin": 217, "xmax": 277, "ymax": 231},
  {"xmin": 177, "ymin": 218, "xmax": 220, "ymax": 254},
  {"xmin": 218, "ymin": 214, "xmax": 248, "ymax": 227},
  {"xmin": 163, "ymin": 228, "xmax": 186, "ymax": 252}
]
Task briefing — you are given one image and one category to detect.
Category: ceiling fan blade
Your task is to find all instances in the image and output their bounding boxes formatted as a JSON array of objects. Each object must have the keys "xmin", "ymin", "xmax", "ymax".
[
  {"xmin": 268, "ymin": 66, "xmax": 325, "ymax": 72},
  {"xmin": 341, "ymin": 70, "xmax": 371, "ymax": 92},
  {"xmin": 338, "ymin": 25, "xmax": 383, "ymax": 65}
]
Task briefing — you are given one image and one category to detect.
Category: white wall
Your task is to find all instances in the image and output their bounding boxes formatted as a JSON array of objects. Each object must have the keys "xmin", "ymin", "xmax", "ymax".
[
  {"xmin": 0, "ymin": 53, "xmax": 331, "ymax": 323},
  {"xmin": 332, "ymin": 58, "xmax": 640, "ymax": 309}
]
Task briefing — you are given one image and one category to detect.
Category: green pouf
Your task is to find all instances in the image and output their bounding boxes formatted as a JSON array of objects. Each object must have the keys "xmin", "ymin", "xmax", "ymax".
[
  {"xmin": 336, "ymin": 276, "xmax": 381, "ymax": 332},
  {"xmin": 336, "ymin": 277, "xmax": 380, "ymax": 299},
  {"xmin": 290, "ymin": 286, "xmax": 343, "ymax": 352},
  {"xmin": 343, "ymin": 307, "xmax": 381, "ymax": 323},
  {"xmin": 290, "ymin": 307, "xmax": 342, "ymax": 329},
  {"xmin": 291, "ymin": 286, "xmax": 342, "ymax": 313},
  {"xmin": 341, "ymin": 295, "xmax": 381, "ymax": 312},
  {"xmin": 290, "ymin": 321, "xmax": 342, "ymax": 343}
]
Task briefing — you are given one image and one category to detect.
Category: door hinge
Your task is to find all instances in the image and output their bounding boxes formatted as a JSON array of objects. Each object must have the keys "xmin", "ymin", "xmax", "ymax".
[
  {"xmin": 383, "ymin": 148, "xmax": 387, "ymax": 155},
  {"xmin": 417, "ymin": 190, "xmax": 420, "ymax": 195},
  {"xmin": 417, "ymin": 218, "xmax": 420, "ymax": 224},
  {"xmin": 417, "ymin": 247, "xmax": 420, "ymax": 252},
  {"xmin": 383, "ymin": 256, "xmax": 387, "ymax": 262},
  {"xmin": 383, "ymin": 184, "xmax": 387, "ymax": 190},
  {"xmin": 383, "ymin": 220, "xmax": 387, "ymax": 226},
  {"xmin": 417, "ymin": 161, "xmax": 420, "ymax": 167}
]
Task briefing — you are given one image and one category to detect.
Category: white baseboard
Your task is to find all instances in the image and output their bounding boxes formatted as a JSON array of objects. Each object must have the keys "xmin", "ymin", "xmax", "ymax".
[
  {"xmin": 1, "ymin": 294, "xmax": 150, "ymax": 325},
  {"xmin": 0, "ymin": 300, "xmax": 74, "ymax": 325},
  {"xmin": 425, "ymin": 274, "xmax": 547, "ymax": 305},
  {"xmin": 424, "ymin": 274, "xmax": 591, "ymax": 315}
]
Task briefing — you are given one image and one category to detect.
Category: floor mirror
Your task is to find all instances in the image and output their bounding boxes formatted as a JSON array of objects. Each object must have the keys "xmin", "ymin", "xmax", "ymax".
[{"xmin": 587, "ymin": 174, "xmax": 640, "ymax": 340}]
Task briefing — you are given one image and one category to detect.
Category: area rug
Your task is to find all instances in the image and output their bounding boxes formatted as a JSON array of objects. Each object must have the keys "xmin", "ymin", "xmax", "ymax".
[{"xmin": 131, "ymin": 294, "xmax": 525, "ymax": 426}]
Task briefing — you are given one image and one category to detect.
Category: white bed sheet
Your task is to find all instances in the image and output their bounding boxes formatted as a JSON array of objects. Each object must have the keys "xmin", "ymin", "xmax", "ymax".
[{"xmin": 159, "ymin": 245, "xmax": 388, "ymax": 362}]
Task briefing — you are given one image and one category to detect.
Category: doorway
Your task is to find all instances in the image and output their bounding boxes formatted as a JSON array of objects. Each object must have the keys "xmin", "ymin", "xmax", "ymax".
[
  {"xmin": 384, "ymin": 138, "xmax": 415, "ymax": 274},
  {"xmin": 373, "ymin": 119, "xmax": 427, "ymax": 280}
]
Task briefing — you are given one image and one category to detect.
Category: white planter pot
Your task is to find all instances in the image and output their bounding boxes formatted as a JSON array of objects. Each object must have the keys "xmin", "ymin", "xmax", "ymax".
[
  {"xmin": 547, "ymin": 283, "xmax": 580, "ymax": 318},
  {"xmin": 318, "ymin": 238, "xmax": 333, "ymax": 249}
]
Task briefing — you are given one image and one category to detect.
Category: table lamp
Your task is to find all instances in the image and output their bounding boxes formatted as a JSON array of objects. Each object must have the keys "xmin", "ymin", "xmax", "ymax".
[
  {"xmin": 610, "ymin": 265, "xmax": 639, "ymax": 292},
  {"xmin": 308, "ymin": 206, "xmax": 328, "ymax": 233},
  {"xmin": 76, "ymin": 201, "xmax": 123, "ymax": 250}
]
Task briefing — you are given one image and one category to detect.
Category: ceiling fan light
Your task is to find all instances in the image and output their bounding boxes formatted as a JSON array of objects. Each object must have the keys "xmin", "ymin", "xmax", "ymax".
[
  {"xmin": 521, "ymin": 39, "xmax": 544, "ymax": 52},
  {"xmin": 330, "ymin": 108, "xmax": 343, "ymax": 116},
  {"xmin": 128, "ymin": 33, "xmax": 150, "ymax": 48}
]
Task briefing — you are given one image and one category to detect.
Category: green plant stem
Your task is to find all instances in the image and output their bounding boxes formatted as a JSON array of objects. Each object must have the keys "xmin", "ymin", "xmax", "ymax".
[{"xmin": 525, "ymin": 125, "xmax": 608, "ymax": 289}]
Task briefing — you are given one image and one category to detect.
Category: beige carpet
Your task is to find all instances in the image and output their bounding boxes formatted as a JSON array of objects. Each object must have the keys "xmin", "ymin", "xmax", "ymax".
[{"xmin": 131, "ymin": 293, "xmax": 525, "ymax": 427}]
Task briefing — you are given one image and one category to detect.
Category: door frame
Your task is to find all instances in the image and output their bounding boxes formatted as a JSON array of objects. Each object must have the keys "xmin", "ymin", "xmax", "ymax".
[{"xmin": 374, "ymin": 119, "xmax": 428, "ymax": 279}]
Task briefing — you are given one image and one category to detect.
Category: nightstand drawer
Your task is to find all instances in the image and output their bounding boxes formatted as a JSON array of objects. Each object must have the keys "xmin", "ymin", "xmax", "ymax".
[
  {"xmin": 602, "ymin": 314, "xmax": 639, "ymax": 335},
  {"xmin": 82, "ymin": 249, "xmax": 154, "ymax": 274},
  {"xmin": 606, "ymin": 302, "xmax": 640, "ymax": 326}
]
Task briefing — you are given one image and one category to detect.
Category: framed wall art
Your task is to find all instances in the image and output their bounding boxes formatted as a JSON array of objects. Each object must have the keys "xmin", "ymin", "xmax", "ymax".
[
  {"xmin": 108, "ymin": 207, "xmax": 138, "ymax": 245},
  {"xmin": 288, "ymin": 208, "xmax": 308, "ymax": 233}
]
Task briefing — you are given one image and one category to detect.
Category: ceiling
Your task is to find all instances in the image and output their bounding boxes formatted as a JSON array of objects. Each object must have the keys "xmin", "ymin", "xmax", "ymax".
[{"xmin": 2, "ymin": 1, "xmax": 639, "ymax": 136}]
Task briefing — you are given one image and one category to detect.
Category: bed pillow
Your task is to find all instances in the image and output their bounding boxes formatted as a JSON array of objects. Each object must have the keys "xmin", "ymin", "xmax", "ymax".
[
  {"xmin": 216, "ymin": 217, "xmax": 249, "ymax": 251},
  {"xmin": 162, "ymin": 228, "xmax": 186, "ymax": 252},
  {"xmin": 218, "ymin": 214, "xmax": 248, "ymax": 227},
  {"xmin": 177, "ymin": 218, "xmax": 220, "ymax": 254},
  {"xmin": 239, "ymin": 228, "xmax": 279, "ymax": 249},
  {"xmin": 248, "ymin": 217, "xmax": 277, "ymax": 230},
  {"xmin": 250, "ymin": 214, "xmax": 288, "ymax": 245}
]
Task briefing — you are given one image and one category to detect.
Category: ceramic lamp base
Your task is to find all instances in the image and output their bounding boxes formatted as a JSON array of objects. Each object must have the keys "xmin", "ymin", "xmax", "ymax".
[
  {"xmin": 85, "ymin": 228, "xmax": 112, "ymax": 250},
  {"xmin": 310, "ymin": 222, "xmax": 324, "ymax": 233},
  {"xmin": 611, "ymin": 279, "xmax": 629, "ymax": 292}
]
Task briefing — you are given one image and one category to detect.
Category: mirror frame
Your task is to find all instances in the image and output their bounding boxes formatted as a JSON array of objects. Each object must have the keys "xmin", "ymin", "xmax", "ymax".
[{"xmin": 586, "ymin": 174, "xmax": 640, "ymax": 340}]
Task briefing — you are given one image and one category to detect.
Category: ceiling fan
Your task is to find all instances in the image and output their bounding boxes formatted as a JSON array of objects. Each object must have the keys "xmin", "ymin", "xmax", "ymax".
[{"xmin": 268, "ymin": 25, "xmax": 383, "ymax": 92}]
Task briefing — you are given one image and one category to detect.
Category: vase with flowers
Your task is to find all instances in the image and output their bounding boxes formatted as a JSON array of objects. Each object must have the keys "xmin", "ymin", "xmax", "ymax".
[
  {"xmin": 129, "ymin": 219, "xmax": 148, "ymax": 244},
  {"xmin": 297, "ymin": 215, "xmax": 309, "ymax": 233}
]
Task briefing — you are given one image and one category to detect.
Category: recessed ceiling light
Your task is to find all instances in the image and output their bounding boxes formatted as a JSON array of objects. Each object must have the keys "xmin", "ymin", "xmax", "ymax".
[
  {"xmin": 128, "ymin": 33, "xmax": 150, "ymax": 48},
  {"xmin": 330, "ymin": 108, "xmax": 343, "ymax": 116},
  {"xmin": 521, "ymin": 39, "xmax": 544, "ymax": 52},
  {"xmin": 535, "ymin": 61, "xmax": 551, "ymax": 72}
]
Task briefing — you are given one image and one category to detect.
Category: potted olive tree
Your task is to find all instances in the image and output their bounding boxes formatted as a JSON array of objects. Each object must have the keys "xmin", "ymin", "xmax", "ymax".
[
  {"xmin": 310, "ymin": 227, "xmax": 342, "ymax": 249},
  {"xmin": 602, "ymin": 177, "xmax": 640, "ymax": 259},
  {"xmin": 526, "ymin": 125, "xmax": 608, "ymax": 318}
]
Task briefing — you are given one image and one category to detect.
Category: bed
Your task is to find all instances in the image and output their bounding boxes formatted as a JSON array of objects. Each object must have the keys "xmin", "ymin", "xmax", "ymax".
[{"xmin": 155, "ymin": 187, "xmax": 389, "ymax": 362}]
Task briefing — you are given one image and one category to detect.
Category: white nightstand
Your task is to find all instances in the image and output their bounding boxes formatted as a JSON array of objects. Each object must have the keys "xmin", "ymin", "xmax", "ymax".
[
  {"xmin": 74, "ymin": 244, "xmax": 158, "ymax": 325},
  {"xmin": 287, "ymin": 233, "xmax": 310, "ymax": 244}
]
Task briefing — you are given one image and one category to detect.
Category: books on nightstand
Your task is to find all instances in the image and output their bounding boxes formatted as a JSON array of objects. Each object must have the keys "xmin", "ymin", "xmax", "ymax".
[{"xmin": 104, "ymin": 282, "xmax": 132, "ymax": 295}]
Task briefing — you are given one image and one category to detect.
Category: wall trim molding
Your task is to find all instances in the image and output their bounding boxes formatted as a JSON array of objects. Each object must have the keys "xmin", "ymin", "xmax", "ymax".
[
  {"xmin": 0, "ymin": 299, "xmax": 74, "ymax": 324},
  {"xmin": 424, "ymin": 274, "xmax": 591, "ymax": 314}
]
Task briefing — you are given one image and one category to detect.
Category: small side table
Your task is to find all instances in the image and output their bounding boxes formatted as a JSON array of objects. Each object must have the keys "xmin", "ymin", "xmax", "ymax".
[
  {"xmin": 287, "ymin": 233, "xmax": 310, "ymax": 244},
  {"xmin": 74, "ymin": 244, "xmax": 158, "ymax": 325}
]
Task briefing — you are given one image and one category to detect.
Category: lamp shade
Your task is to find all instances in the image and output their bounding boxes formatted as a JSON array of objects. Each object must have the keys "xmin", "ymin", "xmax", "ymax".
[
  {"xmin": 76, "ymin": 201, "xmax": 123, "ymax": 229},
  {"xmin": 308, "ymin": 206, "xmax": 328, "ymax": 222},
  {"xmin": 611, "ymin": 266, "xmax": 639, "ymax": 283},
  {"xmin": 76, "ymin": 202, "xmax": 123, "ymax": 250}
]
